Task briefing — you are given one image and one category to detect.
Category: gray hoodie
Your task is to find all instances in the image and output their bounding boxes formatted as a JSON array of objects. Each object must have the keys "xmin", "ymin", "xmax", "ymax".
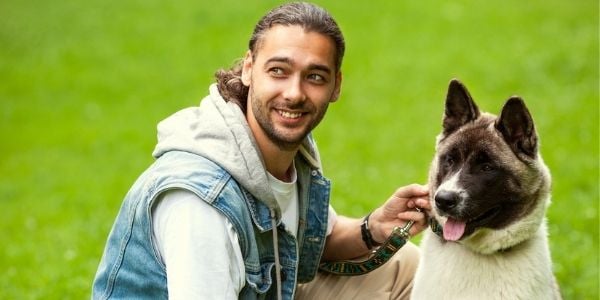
[{"xmin": 152, "ymin": 83, "xmax": 323, "ymax": 220}]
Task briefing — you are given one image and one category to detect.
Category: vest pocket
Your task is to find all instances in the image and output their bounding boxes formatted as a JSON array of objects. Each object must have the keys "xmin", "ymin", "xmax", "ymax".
[{"xmin": 245, "ymin": 261, "xmax": 274, "ymax": 294}]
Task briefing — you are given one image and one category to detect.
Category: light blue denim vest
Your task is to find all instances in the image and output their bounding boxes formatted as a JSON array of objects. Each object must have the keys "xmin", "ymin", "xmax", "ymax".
[{"xmin": 92, "ymin": 150, "xmax": 331, "ymax": 299}]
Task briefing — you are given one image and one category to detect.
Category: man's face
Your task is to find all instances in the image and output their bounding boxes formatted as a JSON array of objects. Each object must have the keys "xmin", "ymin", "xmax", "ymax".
[{"xmin": 242, "ymin": 25, "xmax": 342, "ymax": 151}]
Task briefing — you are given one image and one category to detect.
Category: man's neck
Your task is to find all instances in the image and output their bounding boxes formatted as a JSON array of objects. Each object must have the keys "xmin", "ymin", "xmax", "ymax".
[
  {"xmin": 245, "ymin": 102, "xmax": 300, "ymax": 182},
  {"xmin": 259, "ymin": 141, "xmax": 298, "ymax": 182}
]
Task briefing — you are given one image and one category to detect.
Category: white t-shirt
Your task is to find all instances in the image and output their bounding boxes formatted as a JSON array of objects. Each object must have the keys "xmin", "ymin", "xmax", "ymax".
[
  {"xmin": 267, "ymin": 169, "xmax": 299, "ymax": 237},
  {"xmin": 152, "ymin": 175, "xmax": 337, "ymax": 299}
]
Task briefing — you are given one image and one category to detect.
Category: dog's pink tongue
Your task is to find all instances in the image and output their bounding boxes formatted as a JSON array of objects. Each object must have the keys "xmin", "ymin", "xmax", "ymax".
[{"xmin": 443, "ymin": 218, "xmax": 466, "ymax": 241}]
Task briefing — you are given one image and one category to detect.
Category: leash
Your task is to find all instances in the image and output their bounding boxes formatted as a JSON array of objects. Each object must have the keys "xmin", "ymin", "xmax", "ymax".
[{"xmin": 318, "ymin": 216, "xmax": 418, "ymax": 276}]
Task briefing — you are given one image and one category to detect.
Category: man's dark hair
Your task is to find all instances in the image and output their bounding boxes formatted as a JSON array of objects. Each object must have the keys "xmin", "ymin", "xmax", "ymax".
[{"xmin": 215, "ymin": 2, "xmax": 345, "ymax": 111}]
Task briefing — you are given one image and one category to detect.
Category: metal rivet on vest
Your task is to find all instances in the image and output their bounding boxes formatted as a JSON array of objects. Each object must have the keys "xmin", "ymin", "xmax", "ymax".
[{"xmin": 311, "ymin": 170, "xmax": 318, "ymax": 176}]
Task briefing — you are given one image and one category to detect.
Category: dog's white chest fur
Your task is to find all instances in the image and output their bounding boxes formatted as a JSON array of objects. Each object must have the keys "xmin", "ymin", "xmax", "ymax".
[{"xmin": 412, "ymin": 223, "xmax": 555, "ymax": 299}]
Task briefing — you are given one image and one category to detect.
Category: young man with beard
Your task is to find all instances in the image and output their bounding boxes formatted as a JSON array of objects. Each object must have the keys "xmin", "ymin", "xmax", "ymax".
[{"xmin": 93, "ymin": 2, "xmax": 430, "ymax": 299}]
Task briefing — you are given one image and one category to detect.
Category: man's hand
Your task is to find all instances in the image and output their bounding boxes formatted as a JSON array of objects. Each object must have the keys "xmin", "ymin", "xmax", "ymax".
[
  {"xmin": 322, "ymin": 184, "xmax": 431, "ymax": 261},
  {"xmin": 369, "ymin": 184, "xmax": 431, "ymax": 243}
]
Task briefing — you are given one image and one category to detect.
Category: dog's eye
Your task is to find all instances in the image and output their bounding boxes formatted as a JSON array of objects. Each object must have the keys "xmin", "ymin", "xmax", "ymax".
[
  {"xmin": 443, "ymin": 155, "xmax": 455, "ymax": 167},
  {"xmin": 481, "ymin": 163, "xmax": 494, "ymax": 172}
]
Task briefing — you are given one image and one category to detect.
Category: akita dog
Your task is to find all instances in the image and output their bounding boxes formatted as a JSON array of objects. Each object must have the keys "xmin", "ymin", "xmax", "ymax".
[{"xmin": 411, "ymin": 79, "xmax": 560, "ymax": 299}]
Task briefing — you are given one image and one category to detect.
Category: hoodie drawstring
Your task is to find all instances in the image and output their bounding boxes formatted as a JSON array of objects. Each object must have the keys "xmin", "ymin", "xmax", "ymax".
[{"xmin": 270, "ymin": 208, "xmax": 282, "ymax": 300}]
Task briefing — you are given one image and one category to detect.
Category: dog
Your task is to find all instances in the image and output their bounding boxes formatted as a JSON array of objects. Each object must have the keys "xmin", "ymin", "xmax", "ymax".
[{"xmin": 411, "ymin": 79, "xmax": 560, "ymax": 299}]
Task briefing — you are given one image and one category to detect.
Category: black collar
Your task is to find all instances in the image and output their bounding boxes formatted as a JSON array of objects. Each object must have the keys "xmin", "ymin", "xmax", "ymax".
[{"xmin": 429, "ymin": 217, "xmax": 444, "ymax": 238}]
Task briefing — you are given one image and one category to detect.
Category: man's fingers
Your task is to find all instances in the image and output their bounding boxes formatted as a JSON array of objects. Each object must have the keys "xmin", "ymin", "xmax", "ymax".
[
  {"xmin": 397, "ymin": 211, "xmax": 426, "ymax": 222},
  {"xmin": 415, "ymin": 198, "xmax": 432, "ymax": 210},
  {"xmin": 394, "ymin": 184, "xmax": 429, "ymax": 198}
]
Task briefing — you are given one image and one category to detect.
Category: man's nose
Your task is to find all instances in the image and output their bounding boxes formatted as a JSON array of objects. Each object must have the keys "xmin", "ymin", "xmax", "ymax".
[{"xmin": 282, "ymin": 77, "xmax": 306, "ymax": 103}]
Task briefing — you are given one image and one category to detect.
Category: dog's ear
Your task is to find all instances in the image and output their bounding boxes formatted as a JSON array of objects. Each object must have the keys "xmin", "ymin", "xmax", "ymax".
[
  {"xmin": 443, "ymin": 79, "xmax": 480, "ymax": 135},
  {"xmin": 496, "ymin": 97, "xmax": 538, "ymax": 158}
]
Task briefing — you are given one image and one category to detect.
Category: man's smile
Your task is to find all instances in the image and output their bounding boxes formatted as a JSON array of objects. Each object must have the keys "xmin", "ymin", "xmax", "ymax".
[{"xmin": 276, "ymin": 109, "xmax": 304, "ymax": 119}]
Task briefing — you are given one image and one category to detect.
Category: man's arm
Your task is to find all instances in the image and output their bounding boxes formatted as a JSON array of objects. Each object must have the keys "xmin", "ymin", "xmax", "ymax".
[
  {"xmin": 152, "ymin": 189, "xmax": 245, "ymax": 299},
  {"xmin": 321, "ymin": 184, "xmax": 430, "ymax": 261}
]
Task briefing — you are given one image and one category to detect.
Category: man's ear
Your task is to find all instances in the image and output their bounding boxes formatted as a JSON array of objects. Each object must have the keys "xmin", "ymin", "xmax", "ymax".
[
  {"xmin": 330, "ymin": 71, "xmax": 342, "ymax": 102},
  {"xmin": 241, "ymin": 50, "xmax": 253, "ymax": 87}
]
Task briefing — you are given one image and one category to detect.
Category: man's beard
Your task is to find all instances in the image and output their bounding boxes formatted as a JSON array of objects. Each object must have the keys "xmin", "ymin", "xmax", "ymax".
[{"xmin": 250, "ymin": 88, "xmax": 328, "ymax": 151}]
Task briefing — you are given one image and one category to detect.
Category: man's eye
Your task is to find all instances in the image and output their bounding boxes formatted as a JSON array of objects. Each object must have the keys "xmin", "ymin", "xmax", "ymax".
[
  {"xmin": 269, "ymin": 68, "xmax": 285, "ymax": 76},
  {"xmin": 308, "ymin": 74, "xmax": 325, "ymax": 83}
]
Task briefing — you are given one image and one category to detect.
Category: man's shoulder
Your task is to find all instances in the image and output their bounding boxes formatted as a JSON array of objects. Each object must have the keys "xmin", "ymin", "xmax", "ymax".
[
  {"xmin": 154, "ymin": 150, "xmax": 227, "ymax": 173},
  {"xmin": 145, "ymin": 151, "xmax": 239, "ymax": 202}
]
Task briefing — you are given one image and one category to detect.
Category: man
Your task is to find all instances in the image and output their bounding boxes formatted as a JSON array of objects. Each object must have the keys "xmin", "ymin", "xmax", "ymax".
[{"xmin": 93, "ymin": 2, "xmax": 430, "ymax": 299}]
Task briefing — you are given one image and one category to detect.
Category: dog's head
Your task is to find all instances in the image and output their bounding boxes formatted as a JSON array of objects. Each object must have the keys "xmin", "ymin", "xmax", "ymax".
[{"xmin": 428, "ymin": 79, "xmax": 551, "ymax": 254}]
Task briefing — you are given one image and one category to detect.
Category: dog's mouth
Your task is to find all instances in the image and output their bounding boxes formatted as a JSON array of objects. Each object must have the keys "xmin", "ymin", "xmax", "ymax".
[{"xmin": 442, "ymin": 206, "xmax": 502, "ymax": 241}]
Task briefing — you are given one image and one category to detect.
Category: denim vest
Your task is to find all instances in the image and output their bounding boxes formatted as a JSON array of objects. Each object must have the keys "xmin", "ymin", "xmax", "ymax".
[{"xmin": 92, "ymin": 150, "xmax": 331, "ymax": 299}]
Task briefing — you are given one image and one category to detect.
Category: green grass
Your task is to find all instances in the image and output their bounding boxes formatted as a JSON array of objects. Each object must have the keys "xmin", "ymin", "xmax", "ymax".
[{"xmin": 1, "ymin": 0, "xmax": 597, "ymax": 298}]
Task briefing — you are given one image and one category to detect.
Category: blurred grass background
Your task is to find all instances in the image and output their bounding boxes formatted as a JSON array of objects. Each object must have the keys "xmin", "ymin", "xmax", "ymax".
[{"xmin": 0, "ymin": 0, "xmax": 597, "ymax": 298}]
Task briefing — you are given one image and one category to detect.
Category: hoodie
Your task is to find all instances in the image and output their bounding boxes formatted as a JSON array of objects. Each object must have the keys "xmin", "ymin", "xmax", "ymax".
[
  {"xmin": 152, "ymin": 84, "xmax": 324, "ymax": 299},
  {"xmin": 153, "ymin": 84, "xmax": 323, "ymax": 218},
  {"xmin": 153, "ymin": 84, "xmax": 275, "ymax": 211}
]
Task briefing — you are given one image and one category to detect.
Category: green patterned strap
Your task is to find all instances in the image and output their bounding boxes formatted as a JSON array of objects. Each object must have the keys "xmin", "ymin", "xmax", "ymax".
[
  {"xmin": 318, "ymin": 221, "xmax": 413, "ymax": 276},
  {"xmin": 429, "ymin": 217, "xmax": 444, "ymax": 237}
]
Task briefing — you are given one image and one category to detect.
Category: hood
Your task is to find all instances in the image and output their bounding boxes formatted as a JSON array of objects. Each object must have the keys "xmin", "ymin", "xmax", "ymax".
[{"xmin": 152, "ymin": 84, "xmax": 322, "ymax": 218}]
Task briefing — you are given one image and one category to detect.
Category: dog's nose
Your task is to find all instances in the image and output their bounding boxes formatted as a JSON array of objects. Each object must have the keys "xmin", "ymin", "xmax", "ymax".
[{"xmin": 435, "ymin": 190, "xmax": 460, "ymax": 211}]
